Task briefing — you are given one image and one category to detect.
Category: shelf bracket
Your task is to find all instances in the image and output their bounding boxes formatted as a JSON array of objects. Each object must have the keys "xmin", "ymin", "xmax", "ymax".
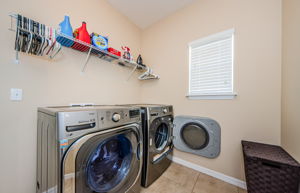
[
  {"xmin": 81, "ymin": 47, "xmax": 92, "ymax": 73},
  {"xmin": 15, "ymin": 51, "xmax": 19, "ymax": 64},
  {"xmin": 9, "ymin": 13, "xmax": 19, "ymax": 64},
  {"xmin": 126, "ymin": 63, "xmax": 138, "ymax": 81}
]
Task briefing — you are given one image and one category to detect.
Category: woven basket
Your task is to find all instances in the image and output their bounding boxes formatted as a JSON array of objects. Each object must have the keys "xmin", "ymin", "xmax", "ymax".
[{"xmin": 242, "ymin": 141, "xmax": 300, "ymax": 193}]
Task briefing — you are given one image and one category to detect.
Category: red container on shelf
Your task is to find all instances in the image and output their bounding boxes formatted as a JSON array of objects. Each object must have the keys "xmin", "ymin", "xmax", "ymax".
[
  {"xmin": 108, "ymin": 47, "xmax": 121, "ymax": 57},
  {"xmin": 72, "ymin": 22, "xmax": 91, "ymax": 52}
]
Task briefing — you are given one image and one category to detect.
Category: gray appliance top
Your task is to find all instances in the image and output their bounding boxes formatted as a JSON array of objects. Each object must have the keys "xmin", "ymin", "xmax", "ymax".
[
  {"xmin": 38, "ymin": 105, "xmax": 139, "ymax": 115},
  {"xmin": 117, "ymin": 104, "xmax": 171, "ymax": 108},
  {"xmin": 118, "ymin": 104, "xmax": 173, "ymax": 118}
]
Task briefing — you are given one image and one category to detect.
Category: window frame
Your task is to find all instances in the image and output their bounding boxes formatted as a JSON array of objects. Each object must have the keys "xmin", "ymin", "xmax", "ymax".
[{"xmin": 187, "ymin": 29, "xmax": 237, "ymax": 100}]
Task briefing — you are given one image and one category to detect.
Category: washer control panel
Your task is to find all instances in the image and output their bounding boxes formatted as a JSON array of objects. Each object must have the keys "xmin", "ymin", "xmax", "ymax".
[
  {"xmin": 112, "ymin": 113, "xmax": 121, "ymax": 122},
  {"xmin": 98, "ymin": 108, "xmax": 141, "ymax": 129},
  {"xmin": 56, "ymin": 106, "xmax": 141, "ymax": 140},
  {"xmin": 57, "ymin": 111, "xmax": 98, "ymax": 139},
  {"xmin": 61, "ymin": 111, "xmax": 97, "ymax": 129}
]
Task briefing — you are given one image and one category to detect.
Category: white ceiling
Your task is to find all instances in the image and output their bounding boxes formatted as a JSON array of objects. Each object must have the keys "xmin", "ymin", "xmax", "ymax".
[{"xmin": 106, "ymin": 0, "xmax": 196, "ymax": 29}]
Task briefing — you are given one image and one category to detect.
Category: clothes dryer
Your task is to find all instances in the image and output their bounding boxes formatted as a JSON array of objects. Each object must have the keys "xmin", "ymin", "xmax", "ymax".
[{"xmin": 123, "ymin": 104, "xmax": 221, "ymax": 188}]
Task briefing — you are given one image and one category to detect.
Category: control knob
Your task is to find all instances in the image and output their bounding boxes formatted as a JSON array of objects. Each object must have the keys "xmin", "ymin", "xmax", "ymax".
[
  {"xmin": 163, "ymin": 108, "xmax": 168, "ymax": 113},
  {"xmin": 112, "ymin": 113, "xmax": 121, "ymax": 122}
]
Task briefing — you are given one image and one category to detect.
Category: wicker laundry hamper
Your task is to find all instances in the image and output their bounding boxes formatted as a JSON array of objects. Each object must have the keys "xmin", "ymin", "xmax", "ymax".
[{"xmin": 242, "ymin": 140, "xmax": 300, "ymax": 193}]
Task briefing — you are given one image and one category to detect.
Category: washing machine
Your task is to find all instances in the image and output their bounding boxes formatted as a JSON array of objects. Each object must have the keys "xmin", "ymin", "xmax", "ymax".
[
  {"xmin": 36, "ymin": 105, "xmax": 143, "ymax": 193},
  {"xmin": 123, "ymin": 104, "xmax": 222, "ymax": 188}
]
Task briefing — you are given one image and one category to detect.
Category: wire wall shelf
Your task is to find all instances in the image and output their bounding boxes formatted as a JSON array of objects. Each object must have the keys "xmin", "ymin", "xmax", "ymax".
[{"xmin": 9, "ymin": 13, "xmax": 159, "ymax": 80}]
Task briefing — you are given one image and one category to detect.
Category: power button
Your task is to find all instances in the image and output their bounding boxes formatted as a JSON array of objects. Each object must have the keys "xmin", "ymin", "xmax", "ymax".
[{"xmin": 112, "ymin": 113, "xmax": 121, "ymax": 122}]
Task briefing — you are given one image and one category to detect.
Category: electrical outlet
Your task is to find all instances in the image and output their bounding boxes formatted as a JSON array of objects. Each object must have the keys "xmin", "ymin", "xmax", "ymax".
[{"xmin": 10, "ymin": 88, "xmax": 22, "ymax": 101}]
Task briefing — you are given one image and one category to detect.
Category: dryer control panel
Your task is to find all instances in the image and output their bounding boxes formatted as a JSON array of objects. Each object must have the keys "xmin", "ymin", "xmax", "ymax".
[{"xmin": 148, "ymin": 105, "xmax": 173, "ymax": 122}]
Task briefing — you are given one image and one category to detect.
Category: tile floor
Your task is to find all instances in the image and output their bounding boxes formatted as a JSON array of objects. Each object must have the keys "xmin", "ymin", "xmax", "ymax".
[{"xmin": 141, "ymin": 163, "xmax": 247, "ymax": 193}]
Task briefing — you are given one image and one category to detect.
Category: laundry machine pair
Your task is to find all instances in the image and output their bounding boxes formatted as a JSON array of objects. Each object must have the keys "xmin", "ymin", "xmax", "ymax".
[
  {"xmin": 126, "ymin": 104, "xmax": 221, "ymax": 188},
  {"xmin": 37, "ymin": 105, "xmax": 143, "ymax": 193}
]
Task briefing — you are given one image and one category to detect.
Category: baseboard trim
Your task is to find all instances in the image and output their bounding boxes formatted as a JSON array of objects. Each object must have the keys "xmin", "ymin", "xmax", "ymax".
[{"xmin": 168, "ymin": 155, "xmax": 247, "ymax": 190}]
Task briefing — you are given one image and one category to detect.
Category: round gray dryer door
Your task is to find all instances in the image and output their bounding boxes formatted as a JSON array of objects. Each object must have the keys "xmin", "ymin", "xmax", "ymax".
[{"xmin": 173, "ymin": 116, "xmax": 221, "ymax": 158}]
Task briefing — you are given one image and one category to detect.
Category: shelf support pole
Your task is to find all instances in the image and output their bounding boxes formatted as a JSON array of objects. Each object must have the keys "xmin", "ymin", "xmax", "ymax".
[
  {"xmin": 15, "ymin": 51, "xmax": 19, "ymax": 64},
  {"xmin": 81, "ymin": 47, "xmax": 92, "ymax": 73},
  {"xmin": 126, "ymin": 63, "xmax": 138, "ymax": 81}
]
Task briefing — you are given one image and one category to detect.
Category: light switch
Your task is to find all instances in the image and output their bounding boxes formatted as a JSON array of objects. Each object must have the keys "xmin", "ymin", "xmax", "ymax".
[{"xmin": 10, "ymin": 88, "xmax": 22, "ymax": 101}]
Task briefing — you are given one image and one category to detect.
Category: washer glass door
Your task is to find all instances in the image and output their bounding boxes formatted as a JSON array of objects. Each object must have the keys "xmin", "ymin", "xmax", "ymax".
[
  {"xmin": 63, "ymin": 126, "xmax": 141, "ymax": 193},
  {"xmin": 86, "ymin": 134, "xmax": 133, "ymax": 192}
]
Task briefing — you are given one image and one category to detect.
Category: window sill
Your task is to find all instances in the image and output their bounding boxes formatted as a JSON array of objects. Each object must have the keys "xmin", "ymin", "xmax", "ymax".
[{"xmin": 186, "ymin": 93, "xmax": 237, "ymax": 100}]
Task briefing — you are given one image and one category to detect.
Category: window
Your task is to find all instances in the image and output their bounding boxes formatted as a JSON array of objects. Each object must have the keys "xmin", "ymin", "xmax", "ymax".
[{"xmin": 188, "ymin": 29, "xmax": 236, "ymax": 99}]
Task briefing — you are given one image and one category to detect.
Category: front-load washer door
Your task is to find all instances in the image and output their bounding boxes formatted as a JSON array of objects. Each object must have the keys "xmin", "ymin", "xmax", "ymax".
[
  {"xmin": 173, "ymin": 116, "xmax": 221, "ymax": 158},
  {"xmin": 149, "ymin": 116, "xmax": 173, "ymax": 154},
  {"xmin": 62, "ymin": 124, "xmax": 142, "ymax": 193}
]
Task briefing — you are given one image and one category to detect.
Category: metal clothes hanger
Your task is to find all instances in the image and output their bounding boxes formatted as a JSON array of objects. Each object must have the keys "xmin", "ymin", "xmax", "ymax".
[
  {"xmin": 20, "ymin": 16, "xmax": 33, "ymax": 54},
  {"xmin": 138, "ymin": 67, "xmax": 160, "ymax": 80},
  {"xmin": 12, "ymin": 14, "xmax": 61, "ymax": 61},
  {"xmin": 45, "ymin": 28, "xmax": 62, "ymax": 58},
  {"xmin": 40, "ymin": 26, "xmax": 51, "ymax": 56},
  {"xmin": 36, "ymin": 24, "xmax": 45, "ymax": 55},
  {"xmin": 50, "ymin": 42, "xmax": 62, "ymax": 59},
  {"xmin": 14, "ymin": 14, "xmax": 22, "ymax": 52},
  {"xmin": 45, "ymin": 27, "xmax": 56, "ymax": 55}
]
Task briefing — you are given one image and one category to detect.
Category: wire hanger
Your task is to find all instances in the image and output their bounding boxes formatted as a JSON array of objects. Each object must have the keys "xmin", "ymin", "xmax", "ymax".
[{"xmin": 138, "ymin": 67, "xmax": 159, "ymax": 80}]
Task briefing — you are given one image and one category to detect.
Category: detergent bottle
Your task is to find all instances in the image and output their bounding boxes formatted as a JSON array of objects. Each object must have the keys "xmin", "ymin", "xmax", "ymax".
[
  {"xmin": 72, "ymin": 22, "xmax": 91, "ymax": 52},
  {"xmin": 56, "ymin": 15, "xmax": 74, "ymax": 47},
  {"xmin": 91, "ymin": 33, "xmax": 108, "ymax": 51}
]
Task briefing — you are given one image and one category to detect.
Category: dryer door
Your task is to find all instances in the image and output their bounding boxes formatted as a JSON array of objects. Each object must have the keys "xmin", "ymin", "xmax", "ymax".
[
  {"xmin": 150, "ymin": 116, "xmax": 173, "ymax": 154},
  {"xmin": 173, "ymin": 116, "xmax": 221, "ymax": 158},
  {"xmin": 62, "ymin": 124, "xmax": 142, "ymax": 193}
]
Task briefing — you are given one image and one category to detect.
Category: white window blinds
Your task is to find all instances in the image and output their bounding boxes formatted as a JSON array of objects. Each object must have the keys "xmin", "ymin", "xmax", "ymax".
[{"xmin": 189, "ymin": 29, "xmax": 235, "ymax": 98}]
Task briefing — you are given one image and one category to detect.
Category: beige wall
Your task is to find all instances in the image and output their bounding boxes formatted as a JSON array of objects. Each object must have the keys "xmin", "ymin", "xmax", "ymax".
[
  {"xmin": 0, "ymin": 0, "xmax": 286, "ymax": 192},
  {"xmin": 0, "ymin": 0, "xmax": 142, "ymax": 192},
  {"xmin": 282, "ymin": 0, "xmax": 300, "ymax": 161},
  {"xmin": 140, "ymin": 0, "xmax": 282, "ymax": 180}
]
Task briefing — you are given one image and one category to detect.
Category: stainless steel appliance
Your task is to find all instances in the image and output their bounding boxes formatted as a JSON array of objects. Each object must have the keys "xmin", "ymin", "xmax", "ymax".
[
  {"xmin": 37, "ymin": 105, "xmax": 143, "ymax": 193},
  {"xmin": 139, "ymin": 105, "xmax": 173, "ymax": 188},
  {"xmin": 122, "ymin": 104, "xmax": 221, "ymax": 188}
]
